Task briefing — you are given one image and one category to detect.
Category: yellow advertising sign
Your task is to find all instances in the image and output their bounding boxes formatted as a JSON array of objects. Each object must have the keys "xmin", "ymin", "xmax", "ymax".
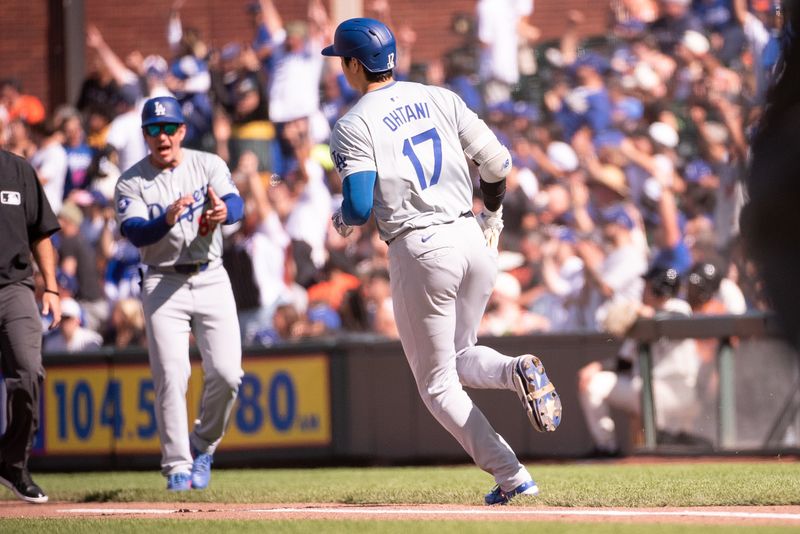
[{"xmin": 43, "ymin": 355, "xmax": 331, "ymax": 454}]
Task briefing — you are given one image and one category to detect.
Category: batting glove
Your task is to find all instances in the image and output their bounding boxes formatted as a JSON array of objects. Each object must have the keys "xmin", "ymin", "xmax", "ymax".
[
  {"xmin": 332, "ymin": 207, "xmax": 353, "ymax": 238},
  {"xmin": 476, "ymin": 205, "xmax": 503, "ymax": 251}
]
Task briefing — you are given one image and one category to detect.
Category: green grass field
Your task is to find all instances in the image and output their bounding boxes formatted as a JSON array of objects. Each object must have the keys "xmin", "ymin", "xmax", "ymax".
[
  {"xmin": 2, "ymin": 462, "xmax": 799, "ymax": 533},
  {"xmin": 12, "ymin": 461, "xmax": 800, "ymax": 506}
]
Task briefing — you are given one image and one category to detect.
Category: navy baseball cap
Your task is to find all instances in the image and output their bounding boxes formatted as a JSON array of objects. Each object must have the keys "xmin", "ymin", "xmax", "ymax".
[
  {"xmin": 141, "ymin": 96, "xmax": 184, "ymax": 126},
  {"xmin": 600, "ymin": 204, "xmax": 635, "ymax": 230}
]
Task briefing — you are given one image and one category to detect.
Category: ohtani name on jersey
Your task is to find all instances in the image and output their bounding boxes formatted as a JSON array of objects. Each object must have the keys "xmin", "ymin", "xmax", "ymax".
[{"xmin": 382, "ymin": 102, "xmax": 431, "ymax": 132}]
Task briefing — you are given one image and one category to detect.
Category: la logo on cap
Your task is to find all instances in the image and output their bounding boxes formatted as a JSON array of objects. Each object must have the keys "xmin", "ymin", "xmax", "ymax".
[{"xmin": 154, "ymin": 102, "xmax": 166, "ymax": 116}]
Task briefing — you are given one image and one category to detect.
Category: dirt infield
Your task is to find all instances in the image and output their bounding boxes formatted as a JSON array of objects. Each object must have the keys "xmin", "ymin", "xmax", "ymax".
[{"xmin": 2, "ymin": 501, "xmax": 800, "ymax": 526}]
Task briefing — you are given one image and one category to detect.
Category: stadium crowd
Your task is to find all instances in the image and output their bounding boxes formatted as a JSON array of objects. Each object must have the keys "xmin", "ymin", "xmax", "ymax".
[{"xmin": 0, "ymin": 0, "xmax": 780, "ymax": 351}]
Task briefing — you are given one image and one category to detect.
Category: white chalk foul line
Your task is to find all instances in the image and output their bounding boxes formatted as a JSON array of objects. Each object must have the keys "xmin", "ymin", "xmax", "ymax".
[
  {"xmin": 56, "ymin": 506, "xmax": 800, "ymax": 522},
  {"xmin": 257, "ymin": 507, "xmax": 800, "ymax": 521},
  {"xmin": 61, "ymin": 508, "xmax": 176, "ymax": 515}
]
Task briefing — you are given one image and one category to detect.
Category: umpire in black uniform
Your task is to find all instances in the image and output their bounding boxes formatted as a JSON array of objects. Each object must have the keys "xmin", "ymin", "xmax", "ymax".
[{"xmin": 0, "ymin": 149, "xmax": 61, "ymax": 503}]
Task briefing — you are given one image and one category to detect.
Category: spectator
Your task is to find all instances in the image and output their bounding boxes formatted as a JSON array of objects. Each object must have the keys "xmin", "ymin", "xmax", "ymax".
[
  {"xmin": 55, "ymin": 201, "xmax": 109, "ymax": 333},
  {"xmin": 57, "ymin": 107, "xmax": 94, "ymax": 197},
  {"xmin": 166, "ymin": 2, "xmax": 214, "ymax": 150},
  {"xmin": 693, "ymin": 0, "xmax": 745, "ymax": 65},
  {"xmin": 361, "ymin": 267, "xmax": 398, "ymax": 338},
  {"xmin": 576, "ymin": 204, "xmax": 648, "ymax": 330},
  {"xmin": 85, "ymin": 24, "xmax": 142, "ymax": 104},
  {"xmin": 29, "ymin": 117, "xmax": 68, "ymax": 215},
  {"xmin": 533, "ymin": 226, "xmax": 585, "ymax": 331},
  {"xmin": 476, "ymin": 0, "xmax": 538, "ymax": 105},
  {"xmin": 258, "ymin": 0, "xmax": 328, "ymax": 144},
  {"xmin": 306, "ymin": 260, "xmax": 360, "ymax": 325},
  {"xmin": 140, "ymin": 54, "xmax": 174, "ymax": 100},
  {"xmin": 480, "ymin": 272, "xmax": 550, "ymax": 335},
  {"xmin": 281, "ymin": 118, "xmax": 333, "ymax": 287},
  {"xmin": 103, "ymin": 297, "xmax": 146, "ymax": 349},
  {"xmin": 552, "ymin": 55, "xmax": 614, "ymax": 143},
  {"xmin": 442, "ymin": 12, "xmax": 483, "ymax": 112},
  {"xmin": 689, "ymin": 105, "xmax": 746, "ymax": 250},
  {"xmin": 43, "ymin": 298, "xmax": 103, "ymax": 353},
  {"xmin": 732, "ymin": 0, "xmax": 782, "ymax": 102},
  {"xmin": 84, "ymin": 24, "xmax": 148, "ymax": 174},
  {"xmin": 645, "ymin": 172, "xmax": 693, "ymax": 275},
  {"xmin": 611, "ymin": 0, "xmax": 659, "ymax": 37},
  {"xmin": 103, "ymin": 87, "xmax": 148, "ymax": 174},
  {"xmin": 649, "ymin": 0, "xmax": 704, "ymax": 54},
  {"xmin": 76, "ymin": 44, "xmax": 123, "ymax": 131},
  {"xmin": 210, "ymin": 43, "xmax": 274, "ymax": 171},
  {"xmin": 253, "ymin": 302, "xmax": 308, "ymax": 345},
  {"xmin": 0, "ymin": 78, "xmax": 45, "ymax": 126},
  {"xmin": 3, "ymin": 119, "xmax": 37, "ymax": 160},
  {"xmin": 223, "ymin": 152, "xmax": 291, "ymax": 345},
  {"xmin": 497, "ymin": 165, "xmax": 537, "ymax": 247}
]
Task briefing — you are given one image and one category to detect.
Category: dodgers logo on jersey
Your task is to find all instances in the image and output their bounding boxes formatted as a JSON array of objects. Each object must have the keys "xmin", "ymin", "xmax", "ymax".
[
  {"xmin": 117, "ymin": 197, "xmax": 131, "ymax": 213},
  {"xmin": 154, "ymin": 101, "xmax": 167, "ymax": 117},
  {"xmin": 331, "ymin": 150, "xmax": 347, "ymax": 173},
  {"xmin": 1, "ymin": 191, "xmax": 21, "ymax": 205}
]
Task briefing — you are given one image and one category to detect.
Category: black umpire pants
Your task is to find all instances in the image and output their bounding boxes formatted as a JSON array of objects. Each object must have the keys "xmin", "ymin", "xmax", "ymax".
[{"xmin": 0, "ymin": 283, "xmax": 44, "ymax": 470}]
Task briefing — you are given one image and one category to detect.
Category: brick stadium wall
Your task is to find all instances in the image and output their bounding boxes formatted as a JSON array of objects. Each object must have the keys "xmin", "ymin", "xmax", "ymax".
[
  {"xmin": 1, "ymin": 0, "xmax": 609, "ymax": 112},
  {"xmin": 0, "ymin": 1, "xmax": 50, "ymax": 105}
]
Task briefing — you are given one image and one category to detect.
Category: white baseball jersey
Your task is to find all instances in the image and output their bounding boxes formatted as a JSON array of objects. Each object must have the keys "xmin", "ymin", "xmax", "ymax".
[
  {"xmin": 330, "ymin": 79, "xmax": 544, "ymax": 493},
  {"xmin": 114, "ymin": 149, "xmax": 239, "ymax": 266},
  {"xmin": 329, "ymin": 81, "xmax": 477, "ymax": 242}
]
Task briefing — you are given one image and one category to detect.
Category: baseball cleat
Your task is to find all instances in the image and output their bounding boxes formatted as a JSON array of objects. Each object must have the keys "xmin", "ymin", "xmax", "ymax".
[
  {"xmin": 191, "ymin": 448, "xmax": 213, "ymax": 490},
  {"xmin": 484, "ymin": 479, "xmax": 539, "ymax": 505},
  {"xmin": 513, "ymin": 354, "xmax": 562, "ymax": 432},
  {"xmin": 166, "ymin": 472, "xmax": 192, "ymax": 491},
  {"xmin": 0, "ymin": 464, "xmax": 48, "ymax": 504}
]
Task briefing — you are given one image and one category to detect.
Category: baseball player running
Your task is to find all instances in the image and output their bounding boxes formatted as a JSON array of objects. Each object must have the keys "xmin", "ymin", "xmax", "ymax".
[
  {"xmin": 323, "ymin": 18, "xmax": 562, "ymax": 504},
  {"xmin": 114, "ymin": 96, "xmax": 244, "ymax": 491}
]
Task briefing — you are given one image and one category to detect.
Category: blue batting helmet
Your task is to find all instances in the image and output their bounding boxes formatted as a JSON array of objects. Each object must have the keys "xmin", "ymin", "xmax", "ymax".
[
  {"xmin": 141, "ymin": 96, "xmax": 185, "ymax": 126},
  {"xmin": 321, "ymin": 18, "xmax": 396, "ymax": 73}
]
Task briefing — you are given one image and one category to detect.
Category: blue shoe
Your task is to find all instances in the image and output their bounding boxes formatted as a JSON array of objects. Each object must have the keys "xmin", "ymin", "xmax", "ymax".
[
  {"xmin": 166, "ymin": 472, "xmax": 191, "ymax": 491},
  {"xmin": 191, "ymin": 448, "xmax": 213, "ymax": 490},
  {"xmin": 485, "ymin": 479, "xmax": 539, "ymax": 505},
  {"xmin": 513, "ymin": 354, "xmax": 562, "ymax": 432}
]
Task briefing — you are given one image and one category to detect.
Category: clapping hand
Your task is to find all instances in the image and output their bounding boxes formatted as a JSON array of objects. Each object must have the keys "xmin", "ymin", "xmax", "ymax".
[
  {"xmin": 166, "ymin": 195, "xmax": 194, "ymax": 226},
  {"xmin": 205, "ymin": 186, "xmax": 228, "ymax": 225}
]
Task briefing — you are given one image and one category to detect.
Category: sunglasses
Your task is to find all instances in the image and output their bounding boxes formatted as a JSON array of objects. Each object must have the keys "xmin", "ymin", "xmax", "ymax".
[{"xmin": 143, "ymin": 123, "xmax": 181, "ymax": 137}]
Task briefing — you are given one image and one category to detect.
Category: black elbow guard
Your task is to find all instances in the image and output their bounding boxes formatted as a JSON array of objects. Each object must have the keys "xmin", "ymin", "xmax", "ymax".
[{"xmin": 480, "ymin": 178, "xmax": 506, "ymax": 213}]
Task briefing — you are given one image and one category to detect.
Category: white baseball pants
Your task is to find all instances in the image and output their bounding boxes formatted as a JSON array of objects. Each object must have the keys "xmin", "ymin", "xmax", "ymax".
[
  {"xmin": 142, "ymin": 265, "xmax": 243, "ymax": 476},
  {"xmin": 389, "ymin": 216, "xmax": 532, "ymax": 491}
]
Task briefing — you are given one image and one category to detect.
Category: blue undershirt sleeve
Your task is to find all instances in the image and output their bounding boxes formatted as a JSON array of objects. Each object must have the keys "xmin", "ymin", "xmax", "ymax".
[
  {"xmin": 121, "ymin": 215, "xmax": 171, "ymax": 247},
  {"xmin": 222, "ymin": 193, "xmax": 244, "ymax": 224},
  {"xmin": 341, "ymin": 170, "xmax": 376, "ymax": 225}
]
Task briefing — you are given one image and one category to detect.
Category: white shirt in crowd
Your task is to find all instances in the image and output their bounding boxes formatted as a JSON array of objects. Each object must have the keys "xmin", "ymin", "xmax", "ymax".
[
  {"xmin": 105, "ymin": 109, "xmax": 148, "ymax": 174},
  {"xmin": 585, "ymin": 243, "xmax": 648, "ymax": 330},
  {"xmin": 284, "ymin": 158, "xmax": 332, "ymax": 268},
  {"xmin": 477, "ymin": 0, "xmax": 533, "ymax": 85},
  {"xmin": 44, "ymin": 327, "xmax": 103, "ymax": 353},
  {"xmin": 251, "ymin": 211, "xmax": 291, "ymax": 309},
  {"xmin": 268, "ymin": 31, "xmax": 325, "ymax": 123},
  {"xmin": 30, "ymin": 141, "xmax": 68, "ymax": 215}
]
